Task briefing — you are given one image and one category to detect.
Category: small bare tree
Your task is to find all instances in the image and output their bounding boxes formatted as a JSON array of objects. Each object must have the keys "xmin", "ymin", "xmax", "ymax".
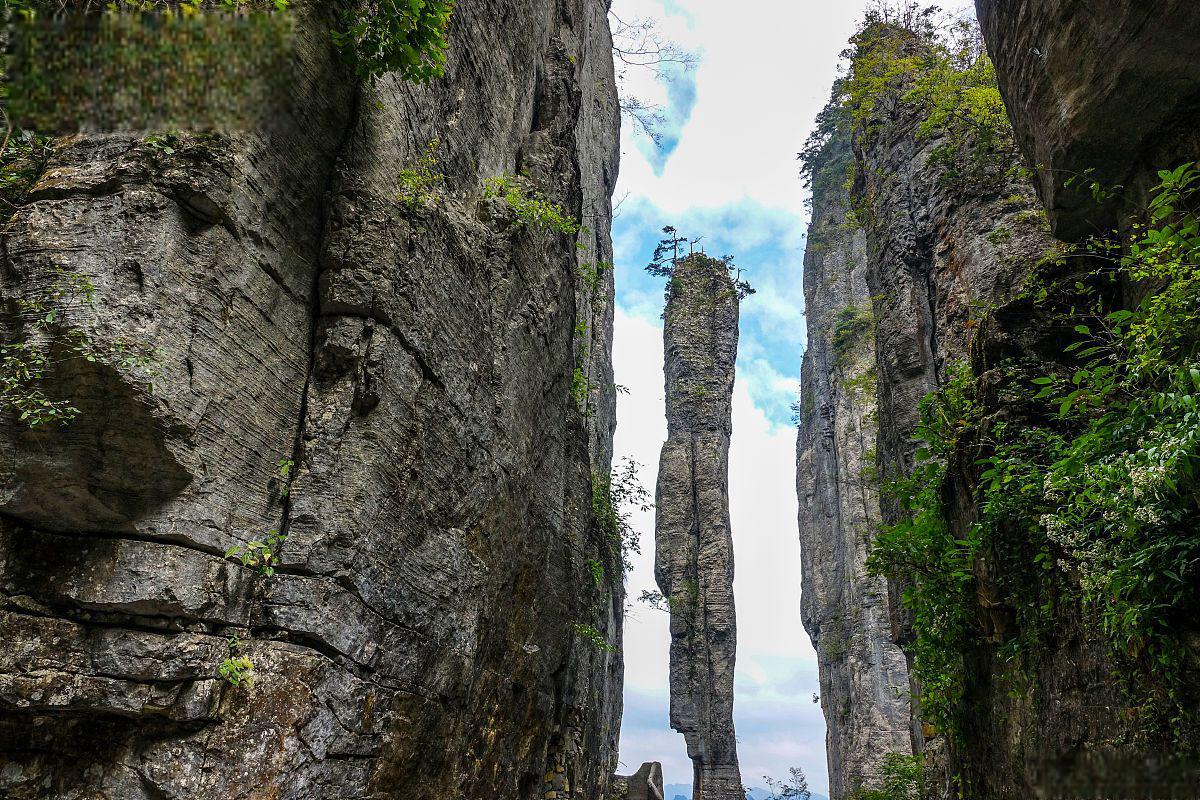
[{"xmin": 609, "ymin": 11, "xmax": 696, "ymax": 145}]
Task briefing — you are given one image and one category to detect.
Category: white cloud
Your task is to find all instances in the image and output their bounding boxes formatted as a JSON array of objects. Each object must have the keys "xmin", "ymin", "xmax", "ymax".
[{"xmin": 613, "ymin": 0, "xmax": 872, "ymax": 217}]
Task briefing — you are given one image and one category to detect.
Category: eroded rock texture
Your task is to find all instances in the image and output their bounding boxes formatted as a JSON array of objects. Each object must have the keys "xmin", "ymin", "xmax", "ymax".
[
  {"xmin": 977, "ymin": 0, "xmax": 1200, "ymax": 239},
  {"xmin": 0, "ymin": 1, "xmax": 625, "ymax": 797},
  {"xmin": 848, "ymin": 67, "xmax": 1058, "ymax": 799},
  {"xmin": 811, "ymin": 10, "xmax": 1200, "ymax": 797},
  {"xmin": 796, "ymin": 141, "xmax": 912, "ymax": 799},
  {"xmin": 654, "ymin": 254, "xmax": 743, "ymax": 800},
  {"xmin": 612, "ymin": 761, "xmax": 665, "ymax": 800},
  {"xmin": 799, "ymin": 27, "xmax": 1057, "ymax": 800}
]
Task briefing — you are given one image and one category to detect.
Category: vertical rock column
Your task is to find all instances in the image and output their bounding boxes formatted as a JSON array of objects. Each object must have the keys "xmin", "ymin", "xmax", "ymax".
[
  {"xmin": 654, "ymin": 254, "xmax": 743, "ymax": 800},
  {"xmin": 797, "ymin": 136, "xmax": 913, "ymax": 799}
]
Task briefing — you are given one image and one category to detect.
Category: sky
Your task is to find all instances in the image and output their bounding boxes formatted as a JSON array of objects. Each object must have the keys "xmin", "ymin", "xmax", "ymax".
[{"xmin": 607, "ymin": 0, "xmax": 879, "ymax": 795}]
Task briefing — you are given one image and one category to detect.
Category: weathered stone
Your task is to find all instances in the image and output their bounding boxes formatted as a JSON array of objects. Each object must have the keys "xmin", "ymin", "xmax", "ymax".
[
  {"xmin": 807, "ymin": 11, "xmax": 1200, "ymax": 799},
  {"xmin": 612, "ymin": 761, "xmax": 665, "ymax": 800},
  {"xmin": 796, "ymin": 141, "xmax": 912, "ymax": 798},
  {"xmin": 976, "ymin": 0, "xmax": 1200, "ymax": 240},
  {"xmin": 654, "ymin": 254, "xmax": 743, "ymax": 800},
  {"xmin": 0, "ymin": 0, "xmax": 624, "ymax": 797}
]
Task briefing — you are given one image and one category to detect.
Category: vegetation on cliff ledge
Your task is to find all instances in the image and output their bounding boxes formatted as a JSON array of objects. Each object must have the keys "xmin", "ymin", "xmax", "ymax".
[
  {"xmin": 869, "ymin": 165, "xmax": 1200, "ymax": 743},
  {"xmin": 799, "ymin": 2, "xmax": 1020, "ymax": 197}
]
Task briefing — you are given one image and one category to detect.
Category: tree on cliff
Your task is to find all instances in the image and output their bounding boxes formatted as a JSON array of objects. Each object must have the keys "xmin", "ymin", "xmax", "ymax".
[
  {"xmin": 645, "ymin": 226, "xmax": 755, "ymax": 302},
  {"xmin": 762, "ymin": 766, "xmax": 811, "ymax": 800}
]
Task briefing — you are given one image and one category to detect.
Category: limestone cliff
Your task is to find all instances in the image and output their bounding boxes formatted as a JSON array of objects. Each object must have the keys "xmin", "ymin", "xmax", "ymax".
[
  {"xmin": 799, "ymin": 22, "xmax": 1056, "ymax": 799},
  {"xmin": 796, "ymin": 132, "xmax": 912, "ymax": 799},
  {"xmin": 654, "ymin": 254, "xmax": 743, "ymax": 800},
  {"xmin": 805, "ymin": 9, "xmax": 1200, "ymax": 799},
  {"xmin": 0, "ymin": 1, "xmax": 624, "ymax": 798},
  {"xmin": 976, "ymin": 0, "xmax": 1200, "ymax": 240}
]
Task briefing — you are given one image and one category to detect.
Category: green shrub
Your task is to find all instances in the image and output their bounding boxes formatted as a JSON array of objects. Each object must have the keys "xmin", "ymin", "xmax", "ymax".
[
  {"xmin": 571, "ymin": 622, "xmax": 614, "ymax": 653},
  {"xmin": 852, "ymin": 753, "xmax": 923, "ymax": 800},
  {"xmin": 832, "ymin": 305, "xmax": 874, "ymax": 365},
  {"xmin": 225, "ymin": 530, "xmax": 287, "ymax": 578},
  {"xmin": 397, "ymin": 139, "xmax": 444, "ymax": 211},
  {"xmin": 870, "ymin": 164, "xmax": 1200, "ymax": 742},
  {"xmin": 592, "ymin": 458, "xmax": 650, "ymax": 576},
  {"xmin": 218, "ymin": 635, "xmax": 255, "ymax": 690},
  {"xmin": 484, "ymin": 175, "xmax": 579, "ymax": 235},
  {"xmin": 834, "ymin": 10, "xmax": 1019, "ymax": 190},
  {"xmin": 332, "ymin": 0, "xmax": 455, "ymax": 82},
  {"xmin": 1, "ymin": 267, "xmax": 158, "ymax": 428},
  {"xmin": 867, "ymin": 366, "xmax": 980, "ymax": 740}
]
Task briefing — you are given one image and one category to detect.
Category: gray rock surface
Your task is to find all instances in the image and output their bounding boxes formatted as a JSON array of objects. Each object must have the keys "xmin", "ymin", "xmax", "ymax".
[
  {"xmin": 654, "ymin": 254, "xmax": 743, "ymax": 800},
  {"xmin": 0, "ymin": 1, "xmax": 624, "ymax": 797},
  {"xmin": 848, "ymin": 55, "xmax": 1057, "ymax": 797},
  {"xmin": 813, "ymin": 11, "xmax": 1200, "ymax": 797},
  {"xmin": 613, "ymin": 761, "xmax": 665, "ymax": 800},
  {"xmin": 797, "ymin": 25, "xmax": 1059, "ymax": 799},
  {"xmin": 976, "ymin": 0, "xmax": 1200, "ymax": 240},
  {"xmin": 796, "ymin": 150, "xmax": 912, "ymax": 798}
]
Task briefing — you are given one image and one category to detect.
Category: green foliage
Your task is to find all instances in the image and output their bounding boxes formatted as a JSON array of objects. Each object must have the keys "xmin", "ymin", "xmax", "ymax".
[
  {"xmin": 867, "ymin": 366, "xmax": 980, "ymax": 740},
  {"xmin": 797, "ymin": 78, "xmax": 853, "ymax": 198},
  {"xmin": 870, "ymin": 165, "xmax": 1200, "ymax": 742},
  {"xmin": 9, "ymin": 2, "xmax": 294, "ymax": 132},
  {"xmin": 397, "ymin": 139, "xmax": 444, "ymax": 211},
  {"xmin": 571, "ymin": 365, "xmax": 599, "ymax": 418},
  {"xmin": 585, "ymin": 558, "xmax": 605, "ymax": 587},
  {"xmin": 218, "ymin": 635, "xmax": 255, "ymax": 690},
  {"xmin": 275, "ymin": 457, "xmax": 295, "ymax": 499},
  {"xmin": 592, "ymin": 458, "xmax": 651, "ymax": 576},
  {"xmin": 484, "ymin": 175, "xmax": 580, "ymax": 235},
  {"xmin": 832, "ymin": 304, "xmax": 874, "ymax": 365},
  {"xmin": 0, "ymin": 130, "xmax": 52, "ymax": 222},
  {"xmin": 1, "ymin": 267, "xmax": 158, "ymax": 428},
  {"xmin": 225, "ymin": 529, "xmax": 287, "ymax": 578},
  {"xmin": 645, "ymin": 226, "xmax": 754, "ymax": 303},
  {"xmin": 852, "ymin": 753, "xmax": 923, "ymax": 800},
  {"xmin": 1009, "ymin": 164, "xmax": 1200, "ymax": 726},
  {"xmin": 835, "ymin": 7, "xmax": 1018, "ymax": 190},
  {"xmin": 571, "ymin": 622, "xmax": 615, "ymax": 653},
  {"xmin": 12, "ymin": 0, "xmax": 451, "ymax": 129},
  {"xmin": 332, "ymin": 0, "xmax": 454, "ymax": 82}
]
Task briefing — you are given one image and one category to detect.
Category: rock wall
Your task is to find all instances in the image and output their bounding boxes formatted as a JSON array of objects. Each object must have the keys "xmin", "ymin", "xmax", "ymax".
[
  {"xmin": 0, "ymin": 1, "xmax": 625, "ymax": 798},
  {"xmin": 796, "ymin": 140, "xmax": 912, "ymax": 798},
  {"xmin": 976, "ymin": 0, "xmax": 1200, "ymax": 240},
  {"xmin": 799, "ymin": 26, "xmax": 1056, "ymax": 800},
  {"xmin": 849, "ymin": 54, "xmax": 1057, "ymax": 799},
  {"xmin": 805, "ymin": 9, "xmax": 1200, "ymax": 798},
  {"xmin": 654, "ymin": 254, "xmax": 743, "ymax": 800},
  {"xmin": 613, "ymin": 761, "xmax": 666, "ymax": 800}
]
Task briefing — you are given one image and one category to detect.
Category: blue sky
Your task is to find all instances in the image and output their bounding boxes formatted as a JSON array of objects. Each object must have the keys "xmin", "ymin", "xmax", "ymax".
[{"xmin": 606, "ymin": 1, "xmax": 885, "ymax": 795}]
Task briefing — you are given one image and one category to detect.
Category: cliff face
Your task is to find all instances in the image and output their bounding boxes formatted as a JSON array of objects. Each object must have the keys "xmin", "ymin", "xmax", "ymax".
[
  {"xmin": 0, "ymin": 1, "xmax": 624, "ymax": 798},
  {"xmin": 857, "ymin": 88, "xmax": 1055, "ymax": 800},
  {"xmin": 796, "ymin": 159, "xmax": 913, "ymax": 797},
  {"xmin": 654, "ymin": 254, "xmax": 743, "ymax": 800},
  {"xmin": 976, "ymin": 0, "xmax": 1200, "ymax": 239},
  {"xmin": 805, "ymin": 10, "xmax": 1200, "ymax": 799},
  {"xmin": 799, "ymin": 26, "xmax": 1056, "ymax": 800}
]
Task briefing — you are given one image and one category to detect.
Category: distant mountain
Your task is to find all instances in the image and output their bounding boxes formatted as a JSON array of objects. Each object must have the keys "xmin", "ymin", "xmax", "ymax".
[{"xmin": 663, "ymin": 785, "xmax": 828, "ymax": 800}]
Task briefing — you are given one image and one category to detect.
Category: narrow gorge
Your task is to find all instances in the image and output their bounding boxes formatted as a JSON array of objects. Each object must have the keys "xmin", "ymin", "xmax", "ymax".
[{"xmin": 1, "ymin": 1, "xmax": 1199, "ymax": 799}]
